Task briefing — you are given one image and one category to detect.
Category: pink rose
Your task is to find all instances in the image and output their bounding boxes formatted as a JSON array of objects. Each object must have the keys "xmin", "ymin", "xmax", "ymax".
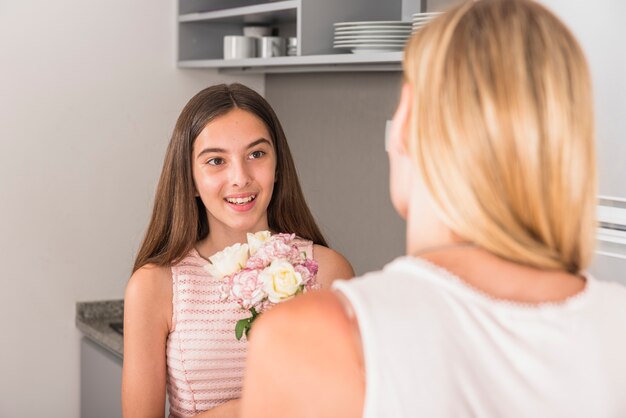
[
  {"xmin": 230, "ymin": 269, "xmax": 265, "ymax": 310},
  {"xmin": 245, "ymin": 254, "xmax": 268, "ymax": 271},
  {"xmin": 295, "ymin": 264, "xmax": 312, "ymax": 284},
  {"xmin": 302, "ymin": 259, "xmax": 320, "ymax": 291},
  {"xmin": 251, "ymin": 239, "xmax": 301, "ymax": 267},
  {"xmin": 271, "ymin": 233, "xmax": 296, "ymax": 244},
  {"xmin": 305, "ymin": 281, "xmax": 321, "ymax": 292},
  {"xmin": 295, "ymin": 262, "xmax": 320, "ymax": 291},
  {"xmin": 304, "ymin": 258, "xmax": 318, "ymax": 276},
  {"xmin": 255, "ymin": 299, "xmax": 274, "ymax": 314}
]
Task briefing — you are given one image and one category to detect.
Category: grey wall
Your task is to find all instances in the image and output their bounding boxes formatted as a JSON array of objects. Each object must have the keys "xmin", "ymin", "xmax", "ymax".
[{"xmin": 265, "ymin": 72, "xmax": 405, "ymax": 275}]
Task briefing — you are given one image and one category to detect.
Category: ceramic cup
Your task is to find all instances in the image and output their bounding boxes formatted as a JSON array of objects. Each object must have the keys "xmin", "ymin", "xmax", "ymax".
[
  {"xmin": 258, "ymin": 36, "xmax": 286, "ymax": 58},
  {"xmin": 223, "ymin": 36, "xmax": 257, "ymax": 60},
  {"xmin": 287, "ymin": 37, "xmax": 298, "ymax": 56}
]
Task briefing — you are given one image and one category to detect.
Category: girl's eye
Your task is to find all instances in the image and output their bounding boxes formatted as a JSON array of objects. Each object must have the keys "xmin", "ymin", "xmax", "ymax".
[
  {"xmin": 250, "ymin": 150, "xmax": 266, "ymax": 159},
  {"xmin": 207, "ymin": 157, "xmax": 225, "ymax": 166}
]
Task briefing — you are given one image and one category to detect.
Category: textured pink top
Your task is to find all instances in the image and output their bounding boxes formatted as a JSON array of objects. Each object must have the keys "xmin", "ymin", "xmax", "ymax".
[{"xmin": 166, "ymin": 241, "xmax": 313, "ymax": 418}]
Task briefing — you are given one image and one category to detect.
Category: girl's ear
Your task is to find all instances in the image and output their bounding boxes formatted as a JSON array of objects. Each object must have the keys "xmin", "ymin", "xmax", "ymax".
[{"xmin": 389, "ymin": 83, "xmax": 413, "ymax": 156}]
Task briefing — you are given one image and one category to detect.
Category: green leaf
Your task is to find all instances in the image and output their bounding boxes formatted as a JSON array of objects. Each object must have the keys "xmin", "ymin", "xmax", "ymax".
[
  {"xmin": 235, "ymin": 319, "xmax": 248, "ymax": 340},
  {"xmin": 235, "ymin": 310, "xmax": 263, "ymax": 340}
]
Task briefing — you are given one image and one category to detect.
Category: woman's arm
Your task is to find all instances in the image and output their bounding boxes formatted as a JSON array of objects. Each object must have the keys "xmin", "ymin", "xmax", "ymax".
[
  {"xmin": 240, "ymin": 290, "xmax": 365, "ymax": 418},
  {"xmin": 313, "ymin": 245, "xmax": 355, "ymax": 289},
  {"xmin": 122, "ymin": 264, "xmax": 172, "ymax": 418}
]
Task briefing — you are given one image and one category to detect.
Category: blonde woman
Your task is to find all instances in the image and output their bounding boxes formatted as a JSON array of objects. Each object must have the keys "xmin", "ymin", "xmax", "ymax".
[{"xmin": 240, "ymin": 1, "xmax": 626, "ymax": 417}]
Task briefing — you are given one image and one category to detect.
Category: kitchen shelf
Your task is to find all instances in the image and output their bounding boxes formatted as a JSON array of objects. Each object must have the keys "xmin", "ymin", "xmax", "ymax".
[
  {"xmin": 179, "ymin": 1, "xmax": 298, "ymax": 24},
  {"xmin": 178, "ymin": 51, "xmax": 403, "ymax": 73}
]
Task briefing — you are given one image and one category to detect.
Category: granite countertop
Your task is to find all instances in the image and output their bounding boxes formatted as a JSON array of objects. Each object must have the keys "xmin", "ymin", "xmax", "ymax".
[{"xmin": 76, "ymin": 299, "xmax": 124, "ymax": 359}]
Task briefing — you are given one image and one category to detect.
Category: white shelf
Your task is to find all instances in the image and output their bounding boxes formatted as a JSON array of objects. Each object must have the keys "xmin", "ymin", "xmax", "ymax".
[
  {"xmin": 179, "ymin": 0, "xmax": 299, "ymax": 23},
  {"xmin": 178, "ymin": 51, "xmax": 403, "ymax": 72}
]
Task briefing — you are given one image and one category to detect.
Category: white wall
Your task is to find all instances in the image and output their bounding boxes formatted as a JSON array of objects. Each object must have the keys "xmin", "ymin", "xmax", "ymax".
[
  {"xmin": 536, "ymin": 0, "xmax": 626, "ymax": 198},
  {"xmin": 0, "ymin": 1, "xmax": 262, "ymax": 416}
]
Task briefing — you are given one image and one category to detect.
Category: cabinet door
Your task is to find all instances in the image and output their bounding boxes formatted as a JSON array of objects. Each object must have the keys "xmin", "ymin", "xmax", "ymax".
[{"xmin": 80, "ymin": 338, "xmax": 122, "ymax": 418}]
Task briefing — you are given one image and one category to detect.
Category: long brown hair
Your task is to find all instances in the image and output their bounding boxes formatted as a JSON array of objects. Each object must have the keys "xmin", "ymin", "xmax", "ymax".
[
  {"xmin": 133, "ymin": 83, "xmax": 327, "ymax": 272},
  {"xmin": 403, "ymin": 0, "xmax": 596, "ymax": 273}
]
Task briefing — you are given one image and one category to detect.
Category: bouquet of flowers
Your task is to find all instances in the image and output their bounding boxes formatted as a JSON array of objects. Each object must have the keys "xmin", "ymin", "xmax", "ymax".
[{"xmin": 205, "ymin": 231, "xmax": 319, "ymax": 340}]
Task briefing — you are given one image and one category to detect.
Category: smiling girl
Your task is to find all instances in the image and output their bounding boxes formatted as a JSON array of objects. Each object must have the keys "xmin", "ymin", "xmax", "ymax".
[{"xmin": 121, "ymin": 84, "xmax": 353, "ymax": 418}]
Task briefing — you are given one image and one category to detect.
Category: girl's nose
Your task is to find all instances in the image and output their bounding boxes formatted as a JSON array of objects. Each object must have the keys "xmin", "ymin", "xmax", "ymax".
[{"xmin": 230, "ymin": 159, "xmax": 252, "ymax": 188}]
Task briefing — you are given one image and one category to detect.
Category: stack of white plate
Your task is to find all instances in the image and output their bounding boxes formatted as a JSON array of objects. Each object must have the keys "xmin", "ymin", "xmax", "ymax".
[
  {"xmin": 412, "ymin": 12, "xmax": 442, "ymax": 32},
  {"xmin": 333, "ymin": 21, "xmax": 412, "ymax": 54}
]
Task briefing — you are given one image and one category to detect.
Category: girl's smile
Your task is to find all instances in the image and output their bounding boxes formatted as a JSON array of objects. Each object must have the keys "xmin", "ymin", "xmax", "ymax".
[{"xmin": 224, "ymin": 192, "xmax": 258, "ymax": 212}]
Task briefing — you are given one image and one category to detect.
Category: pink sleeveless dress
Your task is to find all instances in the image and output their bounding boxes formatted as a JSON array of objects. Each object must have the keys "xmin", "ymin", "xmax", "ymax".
[{"xmin": 166, "ymin": 240, "xmax": 313, "ymax": 418}]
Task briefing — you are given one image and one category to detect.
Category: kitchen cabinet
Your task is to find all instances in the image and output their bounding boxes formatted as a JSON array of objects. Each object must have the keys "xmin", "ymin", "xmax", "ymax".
[
  {"xmin": 79, "ymin": 329, "xmax": 170, "ymax": 416},
  {"xmin": 80, "ymin": 338, "xmax": 122, "ymax": 418},
  {"xmin": 177, "ymin": 0, "xmax": 421, "ymax": 72}
]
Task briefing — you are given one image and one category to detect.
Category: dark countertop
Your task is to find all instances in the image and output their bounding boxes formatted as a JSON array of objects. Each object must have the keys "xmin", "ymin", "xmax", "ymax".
[{"xmin": 76, "ymin": 300, "xmax": 124, "ymax": 359}]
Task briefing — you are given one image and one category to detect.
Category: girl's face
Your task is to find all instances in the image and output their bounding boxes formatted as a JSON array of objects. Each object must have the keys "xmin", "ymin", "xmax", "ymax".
[{"xmin": 192, "ymin": 108, "xmax": 277, "ymax": 235}]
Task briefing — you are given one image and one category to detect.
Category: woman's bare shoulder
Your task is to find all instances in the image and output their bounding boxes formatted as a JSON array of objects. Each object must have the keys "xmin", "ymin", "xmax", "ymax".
[
  {"xmin": 242, "ymin": 290, "xmax": 364, "ymax": 417},
  {"xmin": 312, "ymin": 244, "xmax": 355, "ymax": 288},
  {"xmin": 126, "ymin": 263, "xmax": 172, "ymax": 298},
  {"xmin": 125, "ymin": 263, "xmax": 173, "ymax": 330}
]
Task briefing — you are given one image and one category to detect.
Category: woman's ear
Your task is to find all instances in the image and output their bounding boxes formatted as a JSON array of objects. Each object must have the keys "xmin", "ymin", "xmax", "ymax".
[
  {"xmin": 387, "ymin": 83, "xmax": 416, "ymax": 220},
  {"xmin": 389, "ymin": 83, "xmax": 413, "ymax": 156}
]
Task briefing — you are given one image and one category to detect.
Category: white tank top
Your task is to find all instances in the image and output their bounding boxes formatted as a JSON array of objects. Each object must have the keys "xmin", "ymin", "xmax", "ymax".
[{"xmin": 333, "ymin": 256, "xmax": 626, "ymax": 418}]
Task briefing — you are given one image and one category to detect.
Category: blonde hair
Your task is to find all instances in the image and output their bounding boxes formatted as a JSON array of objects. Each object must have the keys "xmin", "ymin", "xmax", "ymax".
[{"xmin": 403, "ymin": 0, "xmax": 596, "ymax": 273}]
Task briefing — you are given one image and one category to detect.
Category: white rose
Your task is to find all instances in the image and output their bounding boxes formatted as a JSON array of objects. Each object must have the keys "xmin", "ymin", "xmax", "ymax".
[
  {"xmin": 205, "ymin": 243, "xmax": 249, "ymax": 279},
  {"xmin": 246, "ymin": 230, "xmax": 272, "ymax": 255},
  {"xmin": 259, "ymin": 259, "xmax": 303, "ymax": 304}
]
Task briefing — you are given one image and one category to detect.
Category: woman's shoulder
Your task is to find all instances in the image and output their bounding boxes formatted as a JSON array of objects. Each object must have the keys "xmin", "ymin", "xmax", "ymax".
[
  {"xmin": 254, "ymin": 290, "xmax": 350, "ymax": 337},
  {"xmin": 125, "ymin": 263, "xmax": 173, "ymax": 329},
  {"xmin": 243, "ymin": 290, "xmax": 364, "ymax": 417},
  {"xmin": 127, "ymin": 263, "xmax": 172, "ymax": 290},
  {"xmin": 312, "ymin": 244, "xmax": 355, "ymax": 288}
]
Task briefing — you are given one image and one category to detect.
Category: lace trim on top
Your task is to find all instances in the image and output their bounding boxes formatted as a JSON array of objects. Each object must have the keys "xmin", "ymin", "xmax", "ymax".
[{"xmin": 399, "ymin": 256, "xmax": 594, "ymax": 313}]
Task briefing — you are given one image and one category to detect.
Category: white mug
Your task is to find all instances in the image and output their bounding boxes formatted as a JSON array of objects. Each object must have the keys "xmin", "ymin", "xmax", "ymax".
[
  {"xmin": 258, "ymin": 36, "xmax": 286, "ymax": 58},
  {"xmin": 223, "ymin": 36, "xmax": 257, "ymax": 60},
  {"xmin": 287, "ymin": 37, "xmax": 298, "ymax": 56}
]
